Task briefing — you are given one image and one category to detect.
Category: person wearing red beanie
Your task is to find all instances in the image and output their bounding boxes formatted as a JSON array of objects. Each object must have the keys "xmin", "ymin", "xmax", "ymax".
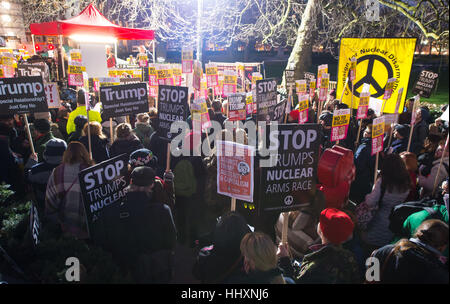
[
  {"xmin": 290, "ymin": 208, "xmax": 361, "ymax": 283},
  {"xmin": 319, "ymin": 208, "xmax": 354, "ymax": 245},
  {"xmin": 287, "ymin": 110, "xmax": 299, "ymax": 123}
]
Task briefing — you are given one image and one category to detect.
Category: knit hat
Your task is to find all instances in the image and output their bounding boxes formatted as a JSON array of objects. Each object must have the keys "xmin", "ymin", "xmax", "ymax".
[
  {"xmin": 34, "ymin": 119, "xmax": 51, "ymax": 134},
  {"xmin": 319, "ymin": 111, "xmax": 333, "ymax": 127},
  {"xmin": 130, "ymin": 166, "xmax": 156, "ymax": 187},
  {"xmin": 319, "ymin": 208, "xmax": 354, "ymax": 245},
  {"xmin": 129, "ymin": 148, "xmax": 158, "ymax": 169},
  {"xmin": 289, "ymin": 109, "xmax": 299, "ymax": 121},
  {"xmin": 74, "ymin": 115, "xmax": 88, "ymax": 131},
  {"xmin": 43, "ymin": 138, "xmax": 67, "ymax": 164},
  {"xmin": 394, "ymin": 124, "xmax": 410, "ymax": 138}
]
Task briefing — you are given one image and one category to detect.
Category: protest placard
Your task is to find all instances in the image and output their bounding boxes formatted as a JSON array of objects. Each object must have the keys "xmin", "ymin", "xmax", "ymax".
[
  {"xmin": 182, "ymin": 48, "xmax": 194, "ymax": 73},
  {"xmin": 0, "ymin": 76, "xmax": 48, "ymax": 114},
  {"xmin": 157, "ymin": 85, "xmax": 189, "ymax": 141},
  {"xmin": 331, "ymin": 108, "xmax": 351, "ymax": 142},
  {"xmin": 205, "ymin": 63, "xmax": 219, "ymax": 88},
  {"xmin": 259, "ymin": 124, "xmax": 321, "ymax": 212},
  {"xmin": 317, "ymin": 64, "xmax": 328, "ymax": 89},
  {"xmin": 372, "ymin": 116, "xmax": 385, "ymax": 156},
  {"xmin": 357, "ymin": 90, "xmax": 370, "ymax": 119},
  {"xmin": 79, "ymin": 154, "xmax": 129, "ymax": 236},
  {"xmin": 44, "ymin": 83, "xmax": 60, "ymax": 108},
  {"xmin": 412, "ymin": 70, "xmax": 438, "ymax": 98},
  {"xmin": 100, "ymin": 83, "xmax": 149, "ymax": 119},
  {"xmin": 271, "ymin": 99, "xmax": 287, "ymax": 123},
  {"xmin": 217, "ymin": 141, "xmax": 254, "ymax": 203},
  {"xmin": 228, "ymin": 93, "xmax": 247, "ymax": 121},
  {"xmin": 256, "ymin": 78, "xmax": 277, "ymax": 122},
  {"xmin": 172, "ymin": 64, "xmax": 182, "ymax": 86},
  {"xmin": 17, "ymin": 63, "xmax": 46, "ymax": 80},
  {"xmin": 193, "ymin": 60, "xmax": 203, "ymax": 91},
  {"xmin": 157, "ymin": 66, "xmax": 174, "ymax": 86},
  {"xmin": 223, "ymin": 70, "xmax": 237, "ymax": 97},
  {"xmin": 191, "ymin": 98, "xmax": 212, "ymax": 130},
  {"xmin": 68, "ymin": 61, "xmax": 85, "ymax": 86},
  {"xmin": 383, "ymin": 77, "xmax": 397, "ymax": 100},
  {"xmin": 298, "ymin": 94, "xmax": 309, "ymax": 124},
  {"xmin": 296, "ymin": 80, "xmax": 307, "ymax": 95},
  {"xmin": 285, "ymin": 69, "xmax": 295, "ymax": 89}
]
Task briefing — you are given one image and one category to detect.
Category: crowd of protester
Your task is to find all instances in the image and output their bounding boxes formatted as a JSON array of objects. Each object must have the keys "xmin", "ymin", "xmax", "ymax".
[{"xmin": 0, "ymin": 83, "xmax": 448, "ymax": 284}]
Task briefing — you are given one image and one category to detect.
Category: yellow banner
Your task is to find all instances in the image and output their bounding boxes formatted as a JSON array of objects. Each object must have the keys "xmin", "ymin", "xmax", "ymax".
[{"xmin": 337, "ymin": 38, "xmax": 416, "ymax": 113}]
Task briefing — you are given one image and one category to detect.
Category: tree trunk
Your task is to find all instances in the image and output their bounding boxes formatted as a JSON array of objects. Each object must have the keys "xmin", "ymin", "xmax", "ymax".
[{"xmin": 282, "ymin": 0, "xmax": 320, "ymax": 86}]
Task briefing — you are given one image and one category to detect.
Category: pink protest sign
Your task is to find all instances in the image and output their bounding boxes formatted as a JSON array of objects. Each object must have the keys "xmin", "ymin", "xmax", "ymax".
[
  {"xmin": 357, "ymin": 91, "xmax": 370, "ymax": 119},
  {"xmin": 331, "ymin": 108, "xmax": 351, "ymax": 142},
  {"xmin": 371, "ymin": 116, "xmax": 385, "ymax": 155},
  {"xmin": 298, "ymin": 94, "xmax": 309, "ymax": 124}
]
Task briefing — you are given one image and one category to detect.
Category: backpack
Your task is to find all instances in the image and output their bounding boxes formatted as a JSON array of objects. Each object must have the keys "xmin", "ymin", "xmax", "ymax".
[
  {"xmin": 173, "ymin": 158, "xmax": 197, "ymax": 197},
  {"xmin": 388, "ymin": 198, "xmax": 439, "ymax": 236}
]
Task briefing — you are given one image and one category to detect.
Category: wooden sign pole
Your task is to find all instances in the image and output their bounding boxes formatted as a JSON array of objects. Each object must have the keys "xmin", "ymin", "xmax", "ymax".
[
  {"xmin": 166, "ymin": 142, "xmax": 171, "ymax": 172},
  {"xmin": 374, "ymin": 152, "xmax": 380, "ymax": 183},
  {"xmin": 86, "ymin": 110, "xmax": 92, "ymax": 161},
  {"xmin": 109, "ymin": 118, "xmax": 114, "ymax": 143},
  {"xmin": 231, "ymin": 197, "xmax": 236, "ymax": 212},
  {"xmin": 281, "ymin": 212, "xmax": 289, "ymax": 245},
  {"xmin": 23, "ymin": 114, "xmax": 35, "ymax": 155},
  {"xmin": 339, "ymin": 78, "xmax": 348, "ymax": 103}
]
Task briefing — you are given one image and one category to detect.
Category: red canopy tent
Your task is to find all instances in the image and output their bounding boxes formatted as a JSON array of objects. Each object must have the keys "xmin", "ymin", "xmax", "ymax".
[{"xmin": 29, "ymin": 3, "xmax": 154, "ymax": 40}]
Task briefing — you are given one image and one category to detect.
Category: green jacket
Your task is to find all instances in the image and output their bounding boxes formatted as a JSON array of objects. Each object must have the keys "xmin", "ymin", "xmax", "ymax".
[
  {"xmin": 402, "ymin": 205, "xmax": 448, "ymax": 257},
  {"xmin": 35, "ymin": 132, "xmax": 55, "ymax": 162},
  {"xmin": 296, "ymin": 244, "xmax": 361, "ymax": 284}
]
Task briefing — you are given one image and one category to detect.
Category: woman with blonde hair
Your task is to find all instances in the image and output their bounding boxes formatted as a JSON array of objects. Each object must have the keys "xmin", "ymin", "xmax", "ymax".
[
  {"xmin": 227, "ymin": 232, "xmax": 286, "ymax": 284},
  {"xmin": 79, "ymin": 121, "xmax": 110, "ymax": 163},
  {"xmin": 45, "ymin": 141, "xmax": 94, "ymax": 239}
]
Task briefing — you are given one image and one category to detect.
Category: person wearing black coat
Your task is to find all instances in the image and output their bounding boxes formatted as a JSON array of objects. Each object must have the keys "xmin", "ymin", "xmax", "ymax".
[
  {"xmin": 349, "ymin": 125, "xmax": 376, "ymax": 204},
  {"xmin": 109, "ymin": 123, "xmax": 143, "ymax": 159},
  {"xmin": 370, "ymin": 219, "xmax": 448, "ymax": 284},
  {"xmin": 193, "ymin": 211, "xmax": 252, "ymax": 283},
  {"xmin": 94, "ymin": 166, "xmax": 177, "ymax": 283}
]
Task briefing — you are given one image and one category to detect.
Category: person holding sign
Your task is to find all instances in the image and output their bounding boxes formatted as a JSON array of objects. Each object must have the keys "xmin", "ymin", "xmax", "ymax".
[
  {"xmin": 99, "ymin": 166, "xmax": 177, "ymax": 283},
  {"xmin": 45, "ymin": 142, "xmax": 94, "ymax": 239}
]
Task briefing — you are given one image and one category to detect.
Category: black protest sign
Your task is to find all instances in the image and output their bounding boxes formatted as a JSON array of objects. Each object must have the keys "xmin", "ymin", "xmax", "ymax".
[
  {"xmin": 256, "ymin": 78, "xmax": 277, "ymax": 122},
  {"xmin": 285, "ymin": 70, "xmax": 295, "ymax": 88},
  {"xmin": 228, "ymin": 93, "xmax": 247, "ymax": 121},
  {"xmin": 157, "ymin": 85, "xmax": 189, "ymax": 141},
  {"xmin": 304, "ymin": 72, "xmax": 315, "ymax": 82},
  {"xmin": 271, "ymin": 99, "xmax": 287, "ymax": 123},
  {"xmin": 79, "ymin": 154, "xmax": 129, "ymax": 235},
  {"xmin": 0, "ymin": 76, "xmax": 48, "ymax": 114},
  {"xmin": 100, "ymin": 82, "xmax": 149, "ymax": 119},
  {"xmin": 412, "ymin": 70, "xmax": 438, "ymax": 98},
  {"xmin": 17, "ymin": 63, "xmax": 46, "ymax": 79},
  {"xmin": 259, "ymin": 124, "xmax": 321, "ymax": 212}
]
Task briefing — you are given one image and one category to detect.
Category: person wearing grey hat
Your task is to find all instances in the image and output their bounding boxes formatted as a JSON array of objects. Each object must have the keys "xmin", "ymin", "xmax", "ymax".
[
  {"xmin": 25, "ymin": 138, "xmax": 67, "ymax": 210},
  {"xmin": 99, "ymin": 165, "xmax": 177, "ymax": 283}
]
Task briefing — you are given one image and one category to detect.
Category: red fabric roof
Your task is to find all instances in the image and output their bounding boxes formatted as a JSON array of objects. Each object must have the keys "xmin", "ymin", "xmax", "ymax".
[{"xmin": 29, "ymin": 3, "xmax": 154, "ymax": 40}]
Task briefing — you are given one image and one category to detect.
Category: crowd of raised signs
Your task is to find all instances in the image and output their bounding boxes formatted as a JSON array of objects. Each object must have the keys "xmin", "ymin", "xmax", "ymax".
[{"xmin": 0, "ymin": 69, "xmax": 449, "ymax": 284}]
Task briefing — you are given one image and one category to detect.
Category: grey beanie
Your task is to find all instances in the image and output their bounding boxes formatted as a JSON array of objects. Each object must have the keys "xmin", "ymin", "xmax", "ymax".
[{"xmin": 43, "ymin": 138, "xmax": 67, "ymax": 165}]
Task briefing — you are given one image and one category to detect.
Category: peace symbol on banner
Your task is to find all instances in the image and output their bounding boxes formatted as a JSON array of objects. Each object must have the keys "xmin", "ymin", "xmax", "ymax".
[{"xmin": 348, "ymin": 54, "xmax": 394, "ymax": 98}]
